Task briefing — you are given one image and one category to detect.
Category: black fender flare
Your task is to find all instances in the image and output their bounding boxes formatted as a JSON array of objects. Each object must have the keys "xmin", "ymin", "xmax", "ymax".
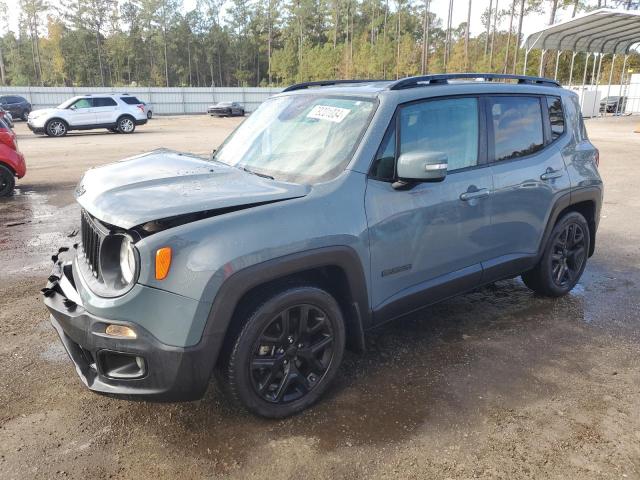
[
  {"xmin": 201, "ymin": 246, "xmax": 371, "ymax": 367},
  {"xmin": 536, "ymin": 185, "xmax": 602, "ymax": 261}
]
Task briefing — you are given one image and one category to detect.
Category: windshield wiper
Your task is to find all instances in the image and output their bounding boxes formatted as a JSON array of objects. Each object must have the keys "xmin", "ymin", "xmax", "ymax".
[{"xmin": 240, "ymin": 166, "xmax": 274, "ymax": 180}]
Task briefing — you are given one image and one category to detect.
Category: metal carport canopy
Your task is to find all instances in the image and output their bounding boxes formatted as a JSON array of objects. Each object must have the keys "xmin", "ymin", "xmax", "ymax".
[{"xmin": 525, "ymin": 8, "xmax": 640, "ymax": 55}]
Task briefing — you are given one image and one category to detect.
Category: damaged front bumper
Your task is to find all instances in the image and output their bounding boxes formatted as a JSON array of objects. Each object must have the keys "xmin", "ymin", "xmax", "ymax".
[{"xmin": 42, "ymin": 257, "xmax": 215, "ymax": 402}]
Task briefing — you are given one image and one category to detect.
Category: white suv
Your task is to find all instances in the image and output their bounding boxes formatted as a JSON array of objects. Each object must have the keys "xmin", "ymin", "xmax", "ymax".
[{"xmin": 27, "ymin": 94, "xmax": 148, "ymax": 137}]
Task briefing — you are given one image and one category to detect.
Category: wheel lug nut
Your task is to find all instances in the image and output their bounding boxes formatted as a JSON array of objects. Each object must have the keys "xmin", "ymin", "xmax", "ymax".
[
  {"xmin": 298, "ymin": 343, "xmax": 303, "ymax": 348},
  {"xmin": 288, "ymin": 336, "xmax": 294, "ymax": 344}
]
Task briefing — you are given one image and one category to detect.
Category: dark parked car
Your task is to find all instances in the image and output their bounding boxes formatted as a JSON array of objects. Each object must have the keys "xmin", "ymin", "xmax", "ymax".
[
  {"xmin": 43, "ymin": 74, "xmax": 602, "ymax": 418},
  {"xmin": 208, "ymin": 101, "xmax": 245, "ymax": 117},
  {"xmin": 0, "ymin": 95, "xmax": 31, "ymax": 121},
  {"xmin": 0, "ymin": 108, "xmax": 13, "ymax": 128},
  {"xmin": 599, "ymin": 95, "xmax": 626, "ymax": 113}
]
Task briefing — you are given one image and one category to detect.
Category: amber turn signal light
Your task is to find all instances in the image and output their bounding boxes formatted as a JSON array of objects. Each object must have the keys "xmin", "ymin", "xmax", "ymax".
[
  {"xmin": 155, "ymin": 247, "xmax": 172, "ymax": 280},
  {"xmin": 105, "ymin": 324, "xmax": 137, "ymax": 339}
]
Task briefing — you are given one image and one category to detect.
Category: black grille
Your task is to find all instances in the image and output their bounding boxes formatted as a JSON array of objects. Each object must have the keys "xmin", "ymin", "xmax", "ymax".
[{"xmin": 80, "ymin": 210, "xmax": 103, "ymax": 278}]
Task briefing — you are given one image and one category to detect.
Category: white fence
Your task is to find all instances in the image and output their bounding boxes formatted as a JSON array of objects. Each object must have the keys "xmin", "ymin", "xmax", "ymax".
[
  {"xmin": 567, "ymin": 73, "xmax": 640, "ymax": 116},
  {"xmin": 0, "ymin": 86, "xmax": 284, "ymax": 114},
  {"xmin": 3, "ymin": 78, "xmax": 639, "ymax": 117}
]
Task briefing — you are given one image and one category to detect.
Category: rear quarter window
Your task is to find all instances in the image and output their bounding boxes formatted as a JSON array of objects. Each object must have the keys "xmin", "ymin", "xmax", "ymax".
[
  {"xmin": 546, "ymin": 96, "xmax": 565, "ymax": 140},
  {"xmin": 120, "ymin": 97, "xmax": 142, "ymax": 105}
]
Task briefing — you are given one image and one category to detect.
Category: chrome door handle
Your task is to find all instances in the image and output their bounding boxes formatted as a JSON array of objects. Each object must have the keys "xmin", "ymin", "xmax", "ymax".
[
  {"xmin": 540, "ymin": 168, "xmax": 564, "ymax": 181},
  {"xmin": 460, "ymin": 188, "xmax": 490, "ymax": 201}
]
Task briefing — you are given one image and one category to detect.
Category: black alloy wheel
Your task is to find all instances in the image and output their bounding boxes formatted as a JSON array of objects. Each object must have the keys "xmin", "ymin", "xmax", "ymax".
[
  {"xmin": 550, "ymin": 223, "xmax": 587, "ymax": 288},
  {"xmin": 250, "ymin": 304, "xmax": 335, "ymax": 404},
  {"xmin": 522, "ymin": 211, "xmax": 590, "ymax": 297},
  {"xmin": 224, "ymin": 286, "xmax": 346, "ymax": 418}
]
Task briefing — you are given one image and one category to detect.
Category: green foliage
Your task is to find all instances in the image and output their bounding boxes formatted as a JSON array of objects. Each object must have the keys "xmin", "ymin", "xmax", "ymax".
[{"xmin": 0, "ymin": 0, "xmax": 639, "ymax": 87}]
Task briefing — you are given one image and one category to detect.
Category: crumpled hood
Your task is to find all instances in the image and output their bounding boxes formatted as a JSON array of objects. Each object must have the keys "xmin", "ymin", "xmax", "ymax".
[{"xmin": 75, "ymin": 149, "xmax": 310, "ymax": 229}]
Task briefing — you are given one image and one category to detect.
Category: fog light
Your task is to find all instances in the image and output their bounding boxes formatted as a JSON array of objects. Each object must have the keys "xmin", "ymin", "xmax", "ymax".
[{"xmin": 105, "ymin": 324, "xmax": 137, "ymax": 339}]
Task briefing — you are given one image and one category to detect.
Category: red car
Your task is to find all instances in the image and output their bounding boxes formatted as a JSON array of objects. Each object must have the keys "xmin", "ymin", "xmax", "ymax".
[{"xmin": 0, "ymin": 117, "xmax": 26, "ymax": 197}]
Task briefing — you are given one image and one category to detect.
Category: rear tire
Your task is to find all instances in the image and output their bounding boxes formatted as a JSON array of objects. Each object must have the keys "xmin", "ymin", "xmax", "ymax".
[
  {"xmin": 45, "ymin": 119, "xmax": 67, "ymax": 137},
  {"xmin": 522, "ymin": 211, "xmax": 590, "ymax": 297},
  {"xmin": 117, "ymin": 116, "xmax": 136, "ymax": 134},
  {"xmin": 21, "ymin": 110, "xmax": 30, "ymax": 121},
  {"xmin": 223, "ymin": 285, "xmax": 346, "ymax": 418},
  {"xmin": 0, "ymin": 164, "xmax": 15, "ymax": 197},
  {"xmin": 147, "ymin": 111, "xmax": 152, "ymax": 119}
]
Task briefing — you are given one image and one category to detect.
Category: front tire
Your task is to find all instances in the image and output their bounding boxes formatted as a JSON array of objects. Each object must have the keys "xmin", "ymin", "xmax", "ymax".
[
  {"xmin": 117, "ymin": 116, "xmax": 136, "ymax": 134},
  {"xmin": 45, "ymin": 119, "xmax": 67, "ymax": 137},
  {"xmin": 522, "ymin": 211, "xmax": 590, "ymax": 297},
  {"xmin": 224, "ymin": 286, "xmax": 346, "ymax": 418},
  {"xmin": 0, "ymin": 164, "xmax": 15, "ymax": 197},
  {"xmin": 147, "ymin": 111, "xmax": 152, "ymax": 119}
]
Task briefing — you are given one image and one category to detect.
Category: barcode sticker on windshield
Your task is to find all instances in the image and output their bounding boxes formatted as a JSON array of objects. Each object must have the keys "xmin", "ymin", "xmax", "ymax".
[{"xmin": 307, "ymin": 105, "xmax": 351, "ymax": 123}]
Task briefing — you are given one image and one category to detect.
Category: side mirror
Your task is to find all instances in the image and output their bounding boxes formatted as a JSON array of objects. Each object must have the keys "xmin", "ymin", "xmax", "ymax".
[
  {"xmin": 396, "ymin": 151, "xmax": 448, "ymax": 183},
  {"xmin": 70, "ymin": 105, "xmax": 77, "ymax": 110}
]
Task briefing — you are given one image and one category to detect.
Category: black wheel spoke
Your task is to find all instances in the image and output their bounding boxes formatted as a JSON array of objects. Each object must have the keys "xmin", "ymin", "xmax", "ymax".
[
  {"xmin": 306, "ymin": 352, "xmax": 327, "ymax": 374},
  {"xmin": 249, "ymin": 302, "xmax": 335, "ymax": 405},
  {"xmin": 309, "ymin": 314, "xmax": 327, "ymax": 335},
  {"xmin": 310, "ymin": 335, "xmax": 333, "ymax": 355},
  {"xmin": 258, "ymin": 369, "xmax": 277, "ymax": 394},
  {"xmin": 279, "ymin": 310, "xmax": 291, "ymax": 342},
  {"xmin": 251, "ymin": 357, "xmax": 277, "ymax": 370},
  {"xmin": 275, "ymin": 367, "xmax": 296, "ymax": 401},
  {"xmin": 297, "ymin": 305, "xmax": 309, "ymax": 338}
]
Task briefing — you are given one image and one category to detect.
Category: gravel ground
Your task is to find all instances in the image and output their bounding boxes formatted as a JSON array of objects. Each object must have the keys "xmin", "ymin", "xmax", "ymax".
[{"xmin": 0, "ymin": 115, "xmax": 639, "ymax": 479}]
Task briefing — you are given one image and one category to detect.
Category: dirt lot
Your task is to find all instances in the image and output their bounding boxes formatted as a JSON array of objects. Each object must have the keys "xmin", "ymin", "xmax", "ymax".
[{"xmin": 1, "ymin": 115, "xmax": 639, "ymax": 479}]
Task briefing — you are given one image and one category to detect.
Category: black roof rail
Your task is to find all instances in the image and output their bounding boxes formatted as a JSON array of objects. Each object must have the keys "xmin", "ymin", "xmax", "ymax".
[
  {"xmin": 388, "ymin": 73, "xmax": 561, "ymax": 90},
  {"xmin": 282, "ymin": 79, "xmax": 388, "ymax": 92}
]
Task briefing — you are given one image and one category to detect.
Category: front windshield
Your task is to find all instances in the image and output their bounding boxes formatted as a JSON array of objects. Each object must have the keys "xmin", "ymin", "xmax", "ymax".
[
  {"xmin": 57, "ymin": 97, "xmax": 79, "ymax": 109},
  {"xmin": 214, "ymin": 95, "xmax": 376, "ymax": 183}
]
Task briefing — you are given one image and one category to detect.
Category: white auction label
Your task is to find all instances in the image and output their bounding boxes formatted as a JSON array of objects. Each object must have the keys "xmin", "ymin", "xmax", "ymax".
[{"xmin": 307, "ymin": 105, "xmax": 351, "ymax": 123}]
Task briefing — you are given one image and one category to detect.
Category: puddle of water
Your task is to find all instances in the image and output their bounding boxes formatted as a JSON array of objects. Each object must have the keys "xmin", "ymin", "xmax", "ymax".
[{"xmin": 0, "ymin": 187, "xmax": 79, "ymax": 280}]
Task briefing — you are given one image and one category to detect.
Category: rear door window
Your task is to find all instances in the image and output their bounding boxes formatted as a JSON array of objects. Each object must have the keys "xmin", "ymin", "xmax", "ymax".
[
  {"xmin": 93, "ymin": 97, "xmax": 117, "ymax": 107},
  {"xmin": 490, "ymin": 96, "xmax": 544, "ymax": 162}
]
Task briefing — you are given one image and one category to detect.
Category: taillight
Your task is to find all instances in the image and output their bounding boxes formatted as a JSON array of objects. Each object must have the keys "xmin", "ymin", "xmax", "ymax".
[
  {"xmin": 594, "ymin": 149, "xmax": 600, "ymax": 168},
  {"xmin": 0, "ymin": 130, "xmax": 16, "ymax": 150},
  {"xmin": 137, "ymin": 104, "xmax": 145, "ymax": 113}
]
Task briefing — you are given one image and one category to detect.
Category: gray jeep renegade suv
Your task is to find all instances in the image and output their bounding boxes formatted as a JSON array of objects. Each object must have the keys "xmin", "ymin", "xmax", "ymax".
[{"xmin": 43, "ymin": 74, "xmax": 602, "ymax": 418}]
